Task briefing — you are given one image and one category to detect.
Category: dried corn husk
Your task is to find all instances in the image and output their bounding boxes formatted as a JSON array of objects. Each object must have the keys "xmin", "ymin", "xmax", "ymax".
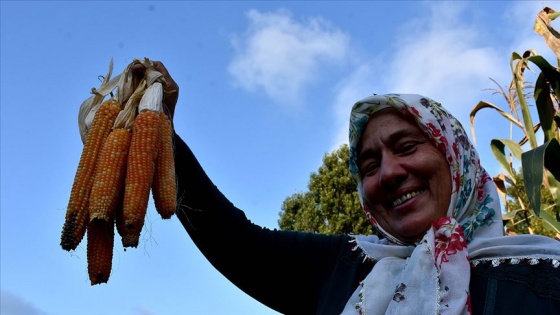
[
  {"xmin": 139, "ymin": 81, "xmax": 163, "ymax": 113},
  {"xmin": 78, "ymin": 59, "xmax": 121, "ymax": 143}
]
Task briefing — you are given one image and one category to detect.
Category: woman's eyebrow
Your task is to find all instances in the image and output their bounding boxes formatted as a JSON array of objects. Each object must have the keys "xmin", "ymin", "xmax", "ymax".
[
  {"xmin": 385, "ymin": 128, "xmax": 420, "ymax": 144},
  {"xmin": 357, "ymin": 149, "xmax": 376, "ymax": 164}
]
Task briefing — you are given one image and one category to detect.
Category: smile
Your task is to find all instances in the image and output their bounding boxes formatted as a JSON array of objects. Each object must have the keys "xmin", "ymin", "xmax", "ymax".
[{"xmin": 392, "ymin": 190, "xmax": 424, "ymax": 207}]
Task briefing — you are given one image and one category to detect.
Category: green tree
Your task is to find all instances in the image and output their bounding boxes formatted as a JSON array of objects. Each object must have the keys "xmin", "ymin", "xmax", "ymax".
[{"xmin": 278, "ymin": 144, "xmax": 375, "ymax": 235}]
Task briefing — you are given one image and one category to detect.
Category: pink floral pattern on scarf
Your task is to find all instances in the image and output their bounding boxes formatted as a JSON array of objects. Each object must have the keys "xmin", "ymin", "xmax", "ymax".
[{"xmin": 433, "ymin": 217, "xmax": 468, "ymax": 268}]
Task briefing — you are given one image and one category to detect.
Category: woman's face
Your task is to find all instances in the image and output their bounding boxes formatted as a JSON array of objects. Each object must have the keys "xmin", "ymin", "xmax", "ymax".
[{"xmin": 358, "ymin": 108, "xmax": 452, "ymax": 243}]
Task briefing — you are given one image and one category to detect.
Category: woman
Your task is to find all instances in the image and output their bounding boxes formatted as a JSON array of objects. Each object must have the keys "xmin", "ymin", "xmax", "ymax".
[
  {"xmin": 344, "ymin": 94, "xmax": 560, "ymax": 314},
  {"xmin": 152, "ymin": 62, "xmax": 560, "ymax": 314}
]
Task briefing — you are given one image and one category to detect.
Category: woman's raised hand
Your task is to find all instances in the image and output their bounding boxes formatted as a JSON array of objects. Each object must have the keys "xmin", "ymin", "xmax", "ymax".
[{"xmin": 131, "ymin": 60, "xmax": 179, "ymax": 120}]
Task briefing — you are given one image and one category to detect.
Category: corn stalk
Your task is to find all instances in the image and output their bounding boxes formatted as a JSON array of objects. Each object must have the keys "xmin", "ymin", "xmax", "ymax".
[{"xmin": 470, "ymin": 7, "xmax": 560, "ymax": 235}]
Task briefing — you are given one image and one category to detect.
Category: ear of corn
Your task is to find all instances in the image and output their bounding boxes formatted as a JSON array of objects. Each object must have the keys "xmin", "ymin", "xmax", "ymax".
[
  {"xmin": 88, "ymin": 128, "xmax": 132, "ymax": 223},
  {"xmin": 152, "ymin": 112, "xmax": 177, "ymax": 219},
  {"xmin": 118, "ymin": 109, "xmax": 161, "ymax": 247},
  {"xmin": 61, "ymin": 98, "xmax": 121, "ymax": 251},
  {"xmin": 87, "ymin": 218, "xmax": 115, "ymax": 285},
  {"xmin": 66, "ymin": 58, "xmax": 176, "ymax": 284}
]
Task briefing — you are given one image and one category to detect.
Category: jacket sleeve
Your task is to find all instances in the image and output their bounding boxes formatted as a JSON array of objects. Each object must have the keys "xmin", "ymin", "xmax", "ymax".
[{"xmin": 172, "ymin": 133, "xmax": 364, "ymax": 314}]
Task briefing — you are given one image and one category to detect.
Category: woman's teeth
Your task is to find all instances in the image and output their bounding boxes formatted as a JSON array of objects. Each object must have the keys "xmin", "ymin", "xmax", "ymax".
[{"xmin": 392, "ymin": 190, "xmax": 423, "ymax": 207}]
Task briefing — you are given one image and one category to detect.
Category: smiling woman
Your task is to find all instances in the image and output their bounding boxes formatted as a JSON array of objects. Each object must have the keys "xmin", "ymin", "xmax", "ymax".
[
  {"xmin": 151, "ymin": 57, "xmax": 560, "ymax": 314},
  {"xmin": 357, "ymin": 107, "xmax": 452, "ymax": 244},
  {"xmin": 345, "ymin": 94, "xmax": 540, "ymax": 314}
]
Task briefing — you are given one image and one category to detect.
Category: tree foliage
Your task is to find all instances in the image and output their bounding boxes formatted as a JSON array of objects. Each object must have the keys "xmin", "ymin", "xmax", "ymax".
[{"xmin": 278, "ymin": 144, "xmax": 375, "ymax": 235}]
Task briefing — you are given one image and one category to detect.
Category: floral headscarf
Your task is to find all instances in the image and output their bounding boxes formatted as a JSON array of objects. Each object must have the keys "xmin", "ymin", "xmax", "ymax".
[
  {"xmin": 341, "ymin": 94, "xmax": 560, "ymax": 315},
  {"xmin": 348, "ymin": 94, "xmax": 500, "ymax": 244}
]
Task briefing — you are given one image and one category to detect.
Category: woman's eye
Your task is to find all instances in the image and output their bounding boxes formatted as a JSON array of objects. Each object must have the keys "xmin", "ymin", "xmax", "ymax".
[
  {"xmin": 398, "ymin": 141, "xmax": 422, "ymax": 154},
  {"xmin": 360, "ymin": 162, "xmax": 379, "ymax": 177}
]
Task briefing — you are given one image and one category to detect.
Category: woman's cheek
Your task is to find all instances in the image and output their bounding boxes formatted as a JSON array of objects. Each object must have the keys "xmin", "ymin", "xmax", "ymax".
[{"xmin": 361, "ymin": 177, "xmax": 378, "ymax": 206}]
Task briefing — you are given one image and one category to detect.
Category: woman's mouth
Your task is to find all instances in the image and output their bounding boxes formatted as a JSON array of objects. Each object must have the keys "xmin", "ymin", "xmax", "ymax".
[{"xmin": 391, "ymin": 190, "xmax": 424, "ymax": 207}]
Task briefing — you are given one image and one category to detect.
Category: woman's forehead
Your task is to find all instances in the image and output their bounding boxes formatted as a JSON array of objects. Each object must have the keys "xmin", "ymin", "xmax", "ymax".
[
  {"xmin": 348, "ymin": 94, "xmax": 444, "ymax": 183},
  {"xmin": 359, "ymin": 110, "xmax": 425, "ymax": 150},
  {"xmin": 361, "ymin": 107, "xmax": 422, "ymax": 136}
]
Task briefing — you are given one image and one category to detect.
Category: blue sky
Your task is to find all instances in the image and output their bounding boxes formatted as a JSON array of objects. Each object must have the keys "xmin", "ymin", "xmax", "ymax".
[{"xmin": 1, "ymin": 1, "xmax": 556, "ymax": 314}]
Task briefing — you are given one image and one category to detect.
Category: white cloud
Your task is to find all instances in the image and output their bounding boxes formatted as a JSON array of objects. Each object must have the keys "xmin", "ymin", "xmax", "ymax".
[
  {"xmin": 385, "ymin": 3, "xmax": 503, "ymax": 112},
  {"xmin": 0, "ymin": 290, "xmax": 49, "ymax": 315},
  {"xmin": 329, "ymin": 1, "xmax": 549, "ymax": 151},
  {"xmin": 228, "ymin": 9, "xmax": 349, "ymax": 107}
]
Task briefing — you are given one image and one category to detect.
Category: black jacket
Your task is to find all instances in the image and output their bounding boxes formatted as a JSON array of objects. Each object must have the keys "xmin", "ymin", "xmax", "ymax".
[{"xmin": 173, "ymin": 134, "xmax": 560, "ymax": 315}]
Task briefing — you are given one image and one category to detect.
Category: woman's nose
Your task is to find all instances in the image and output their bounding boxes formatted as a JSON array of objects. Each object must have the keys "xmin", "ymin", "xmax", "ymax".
[{"xmin": 378, "ymin": 156, "xmax": 407, "ymax": 189}]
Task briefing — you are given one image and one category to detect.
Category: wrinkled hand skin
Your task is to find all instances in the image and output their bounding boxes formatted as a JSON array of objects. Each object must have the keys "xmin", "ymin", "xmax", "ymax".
[{"xmin": 131, "ymin": 61, "xmax": 179, "ymax": 120}]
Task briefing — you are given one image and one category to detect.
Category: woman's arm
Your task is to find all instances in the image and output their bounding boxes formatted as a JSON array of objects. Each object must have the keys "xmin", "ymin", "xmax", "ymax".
[
  {"xmin": 135, "ymin": 61, "xmax": 368, "ymax": 314},
  {"xmin": 172, "ymin": 133, "xmax": 357, "ymax": 314}
]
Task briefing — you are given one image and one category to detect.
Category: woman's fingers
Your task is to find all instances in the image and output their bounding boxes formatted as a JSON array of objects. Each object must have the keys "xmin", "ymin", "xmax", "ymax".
[{"xmin": 127, "ymin": 61, "xmax": 179, "ymax": 121}]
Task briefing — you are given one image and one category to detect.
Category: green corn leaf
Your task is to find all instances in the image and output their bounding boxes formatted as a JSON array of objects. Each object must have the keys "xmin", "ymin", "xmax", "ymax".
[
  {"xmin": 490, "ymin": 139, "xmax": 524, "ymax": 183},
  {"xmin": 512, "ymin": 52, "xmax": 539, "ymax": 149},
  {"xmin": 469, "ymin": 101, "xmax": 524, "ymax": 145},
  {"xmin": 521, "ymin": 139, "xmax": 560, "ymax": 218},
  {"xmin": 528, "ymin": 55, "xmax": 560, "ymax": 92},
  {"xmin": 502, "ymin": 208, "xmax": 528, "ymax": 220},
  {"xmin": 539, "ymin": 208, "xmax": 560, "ymax": 233},
  {"xmin": 533, "ymin": 72, "xmax": 557, "ymax": 143},
  {"xmin": 549, "ymin": 11, "xmax": 560, "ymax": 20},
  {"xmin": 546, "ymin": 170, "xmax": 560, "ymax": 222},
  {"xmin": 544, "ymin": 138, "xmax": 560, "ymax": 180}
]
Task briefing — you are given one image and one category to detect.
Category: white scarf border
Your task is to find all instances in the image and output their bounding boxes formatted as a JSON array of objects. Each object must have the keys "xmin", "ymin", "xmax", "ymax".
[{"xmin": 345, "ymin": 234, "xmax": 560, "ymax": 315}]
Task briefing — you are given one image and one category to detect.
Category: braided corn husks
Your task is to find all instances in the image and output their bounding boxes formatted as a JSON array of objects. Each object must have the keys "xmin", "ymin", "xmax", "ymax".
[{"xmin": 61, "ymin": 58, "xmax": 177, "ymax": 285}]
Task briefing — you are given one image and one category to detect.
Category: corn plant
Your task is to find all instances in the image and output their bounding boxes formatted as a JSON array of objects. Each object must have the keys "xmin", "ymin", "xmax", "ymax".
[{"xmin": 470, "ymin": 7, "xmax": 560, "ymax": 235}]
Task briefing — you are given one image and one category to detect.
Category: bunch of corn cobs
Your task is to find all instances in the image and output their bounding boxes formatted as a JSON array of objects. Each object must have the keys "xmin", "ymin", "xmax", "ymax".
[{"xmin": 60, "ymin": 58, "xmax": 177, "ymax": 285}]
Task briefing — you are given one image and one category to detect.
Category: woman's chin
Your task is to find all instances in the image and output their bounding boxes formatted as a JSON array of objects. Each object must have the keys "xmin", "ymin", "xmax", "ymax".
[{"xmin": 393, "ymin": 221, "xmax": 433, "ymax": 243}]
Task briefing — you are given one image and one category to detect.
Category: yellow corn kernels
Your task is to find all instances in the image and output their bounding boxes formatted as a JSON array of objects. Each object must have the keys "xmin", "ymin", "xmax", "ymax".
[
  {"xmin": 88, "ymin": 128, "xmax": 132, "ymax": 223},
  {"xmin": 118, "ymin": 109, "xmax": 161, "ymax": 247},
  {"xmin": 152, "ymin": 112, "xmax": 177, "ymax": 219},
  {"xmin": 61, "ymin": 98, "xmax": 121, "ymax": 251},
  {"xmin": 87, "ymin": 218, "xmax": 115, "ymax": 285}
]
